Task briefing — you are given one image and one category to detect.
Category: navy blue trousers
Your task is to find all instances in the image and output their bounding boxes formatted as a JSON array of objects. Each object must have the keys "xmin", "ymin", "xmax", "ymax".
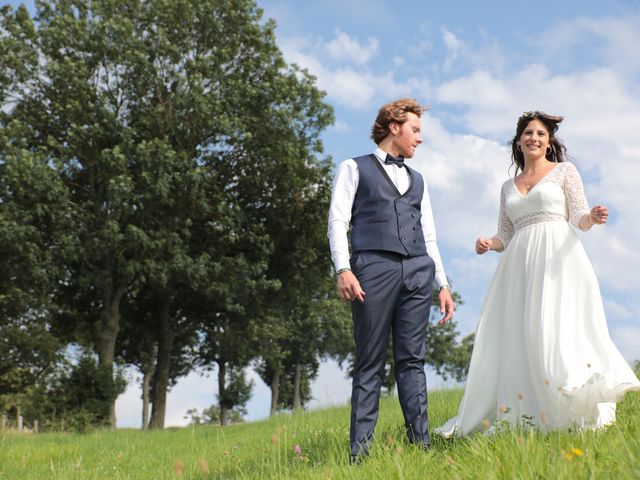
[{"xmin": 349, "ymin": 251, "xmax": 435, "ymax": 456}]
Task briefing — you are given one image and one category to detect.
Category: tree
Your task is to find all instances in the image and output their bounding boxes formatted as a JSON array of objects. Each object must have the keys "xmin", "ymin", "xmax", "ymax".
[
  {"xmin": 199, "ymin": 305, "xmax": 265, "ymax": 426},
  {"xmin": 184, "ymin": 404, "xmax": 244, "ymax": 426},
  {"xmin": 22, "ymin": 353, "xmax": 126, "ymax": 433},
  {"xmin": 0, "ymin": 32, "xmax": 68, "ymax": 407},
  {"xmin": 252, "ymin": 141, "xmax": 336, "ymax": 415},
  {"xmin": 217, "ymin": 366, "xmax": 253, "ymax": 423},
  {"xmin": 256, "ymin": 282, "xmax": 344, "ymax": 414},
  {"xmin": 1, "ymin": 0, "xmax": 333, "ymax": 428},
  {"xmin": 0, "ymin": 130, "xmax": 69, "ymax": 418},
  {"xmin": 178, "ymin": 0, "xmax": 334, "ymax": 422},
  {"xmin": 119, "ymin": 288, "xmax": 200, "ymax": 430},
  {"xmin": 2, "ymin": 1, "xmax": 161, "ymax": 425}
]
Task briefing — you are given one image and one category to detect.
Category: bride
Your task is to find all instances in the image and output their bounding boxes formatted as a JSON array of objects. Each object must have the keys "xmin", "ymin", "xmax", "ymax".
[{"xmin": 435, "ymin": 111, "xmax": 640, "ymax": 436}]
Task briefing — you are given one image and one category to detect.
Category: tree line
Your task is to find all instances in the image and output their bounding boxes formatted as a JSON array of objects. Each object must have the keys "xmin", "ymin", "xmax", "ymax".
[{"xmin": 0, "ymin": 0, "xmax": 472, "ymax": 432}]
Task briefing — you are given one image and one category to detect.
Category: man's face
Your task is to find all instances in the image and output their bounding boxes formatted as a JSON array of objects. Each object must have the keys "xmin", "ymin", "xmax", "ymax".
[{"xmin": 391, "ymin": 112, "xmax": 423, "ymax": 158}]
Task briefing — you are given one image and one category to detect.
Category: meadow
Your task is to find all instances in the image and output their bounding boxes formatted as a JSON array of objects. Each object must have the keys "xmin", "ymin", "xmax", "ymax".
[{"xmin": 1, "ymin": 388, "xmax": 639, "ymax": 479}]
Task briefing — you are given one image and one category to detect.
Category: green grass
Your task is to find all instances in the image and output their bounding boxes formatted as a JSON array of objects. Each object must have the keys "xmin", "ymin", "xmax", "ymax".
[{"xmin": 1, "ymin": 389, "xmax": 639, "ymax": 479}]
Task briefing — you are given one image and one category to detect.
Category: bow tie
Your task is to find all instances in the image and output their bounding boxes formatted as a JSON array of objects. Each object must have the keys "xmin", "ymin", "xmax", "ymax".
[{"xmin": 385, "ymin": 153, "xmax": 405, "ymax": 168}]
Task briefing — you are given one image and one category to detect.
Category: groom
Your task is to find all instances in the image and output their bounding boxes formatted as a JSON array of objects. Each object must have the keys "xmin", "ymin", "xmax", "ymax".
[{"xmin": 327, "ymin": 98, "xmax": 454, "ymax": 460}]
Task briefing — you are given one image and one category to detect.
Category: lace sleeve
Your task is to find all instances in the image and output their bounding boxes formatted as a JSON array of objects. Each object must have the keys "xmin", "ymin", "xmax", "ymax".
[
  {"xmin": 494, "ymin": 182, "xmax": 513, "ymax": 251},
  {"xmin": 563, "ymin": 162, "xmax": 590, "ymax": 230}
]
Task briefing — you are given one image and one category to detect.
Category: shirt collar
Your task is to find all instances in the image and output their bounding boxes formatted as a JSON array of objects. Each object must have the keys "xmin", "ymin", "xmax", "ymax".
[{"xmin": 373, "ymin": 146, "xmax": 388, "ymax": 163}]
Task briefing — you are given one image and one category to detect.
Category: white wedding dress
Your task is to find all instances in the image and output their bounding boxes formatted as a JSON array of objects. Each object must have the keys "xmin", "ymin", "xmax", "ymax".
[{"xmin": 436, "ymin": 161, "xmax": 640, "ymax": 436}]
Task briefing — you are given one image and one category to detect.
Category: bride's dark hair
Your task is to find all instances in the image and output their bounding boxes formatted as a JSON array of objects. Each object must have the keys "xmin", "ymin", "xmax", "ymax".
[{"xmin": 510, "ymin": 111, "xmax": 567, "ymax": 174}]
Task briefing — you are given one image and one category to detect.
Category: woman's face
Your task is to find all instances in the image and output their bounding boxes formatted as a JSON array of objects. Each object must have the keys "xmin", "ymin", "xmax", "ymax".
[{"xmin": 518, "ymin": 119, "xmax": 551, "ymax": 160}]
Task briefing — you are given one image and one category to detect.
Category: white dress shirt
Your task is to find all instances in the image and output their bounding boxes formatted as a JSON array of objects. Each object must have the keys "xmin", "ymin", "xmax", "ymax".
[{"xmin": 327, "ymin": 147, "xmax": 449, "ymax": 289}]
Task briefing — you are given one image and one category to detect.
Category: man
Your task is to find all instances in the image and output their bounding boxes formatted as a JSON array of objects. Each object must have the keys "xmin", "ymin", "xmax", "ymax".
[{"xmin": 327, "ymin": 98, "xmax": 454, "ymax": 460}]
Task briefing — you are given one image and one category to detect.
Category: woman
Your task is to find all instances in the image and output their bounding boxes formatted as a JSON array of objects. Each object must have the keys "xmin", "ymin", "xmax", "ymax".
[{"xmin": 435, "ymin": 111, "xmax": 640, "ymax": 436}]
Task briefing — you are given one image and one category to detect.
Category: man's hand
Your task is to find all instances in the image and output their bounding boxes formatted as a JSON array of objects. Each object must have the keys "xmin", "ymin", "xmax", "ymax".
[
  {"xmin": 337, "ymin": 270, "xmax": 366, "ymax": 304},
  {"xmin": 438, "ymin": 287, "xmax": 454, "ymax": 325}
]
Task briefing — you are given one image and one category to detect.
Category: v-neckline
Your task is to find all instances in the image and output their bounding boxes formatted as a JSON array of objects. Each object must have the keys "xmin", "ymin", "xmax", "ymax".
[
  {"xmin": 512, "ymin": 164, "xmax": 560, "ymax": 198},
  {"xmin": 369, "ymin": 154, "xmax": 413, "ymax": 198}
]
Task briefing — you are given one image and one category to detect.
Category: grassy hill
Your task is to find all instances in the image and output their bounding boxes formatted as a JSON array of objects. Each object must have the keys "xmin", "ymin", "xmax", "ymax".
[{"xmin": 1, "ymin": 388, "xmax": 639, "ymax": 479}]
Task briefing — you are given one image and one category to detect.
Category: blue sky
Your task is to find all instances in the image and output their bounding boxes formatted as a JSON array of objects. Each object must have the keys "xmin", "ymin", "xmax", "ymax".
[{"xmin": 6, "ymin": 0, "xmax": 640, "ymax": 427}]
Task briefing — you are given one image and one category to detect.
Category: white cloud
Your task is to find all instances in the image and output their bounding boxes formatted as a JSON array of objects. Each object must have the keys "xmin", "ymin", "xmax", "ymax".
[
  {"xmin": 325, "ymin": 31, "xmax": 379, "ymax": 64},
  {"xmin": 328, "ymin": 69, "xmax": 379, "ymax": 107},
  {"xmin": 392, "ymin": 56, "xmax": 406, "ymax": 68},
  {"xmin": 435, "ymin": 27, "xmax": 506, "ymax": 77},
  {"xmin": 411, "ymin": 115, "xmax": 510, "ymax": 251},
  {"xmin": 610, "ymin": 325, "xmax": 640, "ymax": 363},
  {"xmin": 278, "ymin": 35, "xmax": 325, "ymax": 73},
  {"xmin": 436, "ymin": 65, "xmax": 640, "ymax": 142},
  {"xmin": 278, "ymin": 33, "xmax": 433, "ymax": 109},
  {"xmin": 279, "ymin": 36, "xmax": 377, "ymax": 108},
  {"xmin": 442, "ymin": 28, "xmax": 462, "ymax": 71},
  {"xmin": 535, "ymin": 15, "xmax": 640, "ymax": 75},
  {"xmin": 331, "ymin": 119, "xmax": 353, "ymax": 133},
  {"xmin": 603, "ymin": 298, "xmax": 635, "ymax": 321}
]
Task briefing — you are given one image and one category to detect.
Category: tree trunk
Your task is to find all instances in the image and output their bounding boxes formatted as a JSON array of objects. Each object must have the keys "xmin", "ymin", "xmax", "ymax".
[
  {"xmin": 149, "ymin": 297, "xmax": 174, "ymax": 429},
  {"xmin": 141, "ymin": 364, "xmax": 154, "ymax": 430},
  {"xmin": 270, "ymin": 368, "xmax": 280, "ymax": 416},
  {"xmin": 293, "ymin": 363, "xmax": 303, "ymax": 411},
  {"xmin": 97, "ymin": 280, "xmax": 126, "ymax": 429},
  {"xmin": 218, "ymin": 361, "xmax": 228, "ymax": 426}
]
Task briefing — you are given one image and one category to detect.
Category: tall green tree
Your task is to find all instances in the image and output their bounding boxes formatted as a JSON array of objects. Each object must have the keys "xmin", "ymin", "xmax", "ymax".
[
  {"xmin": 251, "ymin": 125, "xmax": 337, "ymax": 415},
  {"xmin": 0, "ymin": 133, "xmax": 69, "ymax": 417},
  {"xmin": 0, "ymin": 10, "xmax": 68, "ymax": 406},
  {"xmin": 182, "ymin": 0, "xmax": 334, "ymax": 422},
  {"xmin": 118, "ymin": 284, "xmax": 198, "ymax": 430},
  {"xmin": 1, "ymin": 0, "xmax": 333, "ymax": 428},
  {"xmin": 2, "ymin": 1, "xmax": 160, "ymax": 425}
]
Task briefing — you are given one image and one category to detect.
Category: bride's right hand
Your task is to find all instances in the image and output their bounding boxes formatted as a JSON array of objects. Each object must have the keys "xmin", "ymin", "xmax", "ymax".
[{"xmin": 476, "ymin": 237, "xmax": 492, "ymax": 255}]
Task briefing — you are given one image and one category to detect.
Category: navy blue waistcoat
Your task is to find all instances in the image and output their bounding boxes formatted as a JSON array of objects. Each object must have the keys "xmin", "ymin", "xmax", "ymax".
[{"xmin": 350, "ymin": 154, "xmax": 427, "ymax": 257}]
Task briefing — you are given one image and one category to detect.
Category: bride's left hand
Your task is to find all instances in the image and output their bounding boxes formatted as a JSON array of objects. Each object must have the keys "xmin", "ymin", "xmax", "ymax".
[{"xmin": 590, "ymin": 205, "xmax": 608, "ymax": 225}]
